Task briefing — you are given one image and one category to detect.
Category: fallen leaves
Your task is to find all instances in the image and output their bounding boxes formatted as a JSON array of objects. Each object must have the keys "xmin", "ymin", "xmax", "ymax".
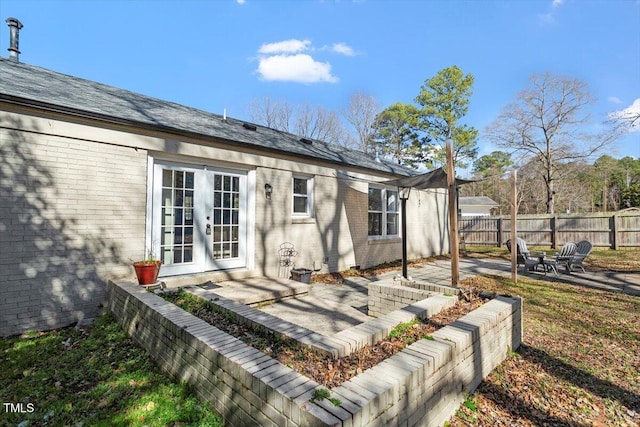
[
  {"xmin": 167, "ymin": 290, "xmax": 487, "ymax": 389},
  {"xmin": 447, "ymin": 274, "xmax": 640, "ymax": 427}
]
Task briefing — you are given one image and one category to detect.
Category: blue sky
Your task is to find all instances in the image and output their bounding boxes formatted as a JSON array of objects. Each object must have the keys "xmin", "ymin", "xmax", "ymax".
[{"xmin": 1, "ymin": 0, "xmax": 639, "ymax": 173}]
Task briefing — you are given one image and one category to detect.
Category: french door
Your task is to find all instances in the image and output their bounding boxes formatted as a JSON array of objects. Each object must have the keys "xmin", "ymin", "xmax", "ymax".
[{"xmin": 152, "ymin": 162, "xmax": 247, "ymax": 276}]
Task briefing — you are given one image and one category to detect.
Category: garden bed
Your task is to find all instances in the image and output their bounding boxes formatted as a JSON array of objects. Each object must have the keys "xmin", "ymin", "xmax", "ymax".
[
  {"xmin": 163, "ymin": 290, "xmax": 490, "ymax": 388},
  {"xmin": 107, "ymin": 279, "xmax": 521, "ymax": 426}
]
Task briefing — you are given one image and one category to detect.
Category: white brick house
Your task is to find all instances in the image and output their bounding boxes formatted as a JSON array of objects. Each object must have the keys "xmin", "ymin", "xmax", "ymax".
[{"xmin": 0, "ymin": 57, "xmax": 451, "ymax": 337}]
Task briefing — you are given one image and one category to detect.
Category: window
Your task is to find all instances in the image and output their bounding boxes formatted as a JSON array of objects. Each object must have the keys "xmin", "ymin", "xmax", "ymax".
[
  {"xmin": 368, "ymin": 187, "xmax": 399, "ymax": 237},
  {"xmin": 292, "ymin": 176, "xmax": 313, "ymax": 216}
]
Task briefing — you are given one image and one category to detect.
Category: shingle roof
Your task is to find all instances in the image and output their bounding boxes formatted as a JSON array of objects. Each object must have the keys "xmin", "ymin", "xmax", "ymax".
[
  {"xmin": 0, "ymin": 58, "xmax": 413, "ymax": 177},
  {"xmin": 459, "ymin": 196, "xmax": 499, "ymax": 206}
]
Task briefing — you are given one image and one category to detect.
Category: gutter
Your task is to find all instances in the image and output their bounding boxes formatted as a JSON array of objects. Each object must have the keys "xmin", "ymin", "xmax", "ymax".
[{"xmin": 0, "ymin": 93, "xmax": 410, "ymax": 179}]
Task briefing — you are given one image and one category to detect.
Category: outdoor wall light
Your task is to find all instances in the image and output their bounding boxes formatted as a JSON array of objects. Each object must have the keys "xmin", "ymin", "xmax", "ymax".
[
  {"xmin": 399, "ymin": 187, "xmax": 412, "ymax": 200},
  {"xmin": 264, "ymin": 183, "xmax": 273, "ymax": 200}
]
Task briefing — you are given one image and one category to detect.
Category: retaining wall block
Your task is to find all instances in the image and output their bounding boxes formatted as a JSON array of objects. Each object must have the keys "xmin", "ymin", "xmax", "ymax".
[{"xmin": 108, "ymin": 279, "xmax": 522, "ymax": 427}]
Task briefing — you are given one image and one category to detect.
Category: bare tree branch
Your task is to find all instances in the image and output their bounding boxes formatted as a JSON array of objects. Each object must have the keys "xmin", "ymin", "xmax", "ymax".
[
  {"xmin": 484, "ymin": 73, "xmax": 617, "ymax": 214},
  {"xmin": 342, "ymin": 92, "xmax": 380, "ymax": 154}
]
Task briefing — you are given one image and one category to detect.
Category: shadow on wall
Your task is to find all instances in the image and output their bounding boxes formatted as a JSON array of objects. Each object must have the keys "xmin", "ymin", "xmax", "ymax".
[
  {"xmin": 402, "ymin": 188, "xmax": 449, "ymax": 260},
  {"xmin": 315, "ymin": 176, "xmax": 360, "ymax": 272},
  {"xmin": 0, "ymin": 117, "xmax": 123, "ymax": 336}
]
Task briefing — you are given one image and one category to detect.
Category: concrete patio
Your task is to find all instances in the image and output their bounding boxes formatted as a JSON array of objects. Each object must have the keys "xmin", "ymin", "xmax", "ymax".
[{"xmin": 157, "ymin": 257, "xmax": 639, "ymax": 336}]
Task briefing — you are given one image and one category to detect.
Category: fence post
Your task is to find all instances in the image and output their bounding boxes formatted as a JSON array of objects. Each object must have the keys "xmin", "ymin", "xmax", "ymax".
[
  {"xmin": 551, "ymin": 215, "xmax": 558, "ymax": 249},
  {"xmin": 497, "ymin": 217, "xmax": 503, "ymax": 247},
  {"xmin": 612, "ymin": 213, "xmax": 619, "ymax": 250}
]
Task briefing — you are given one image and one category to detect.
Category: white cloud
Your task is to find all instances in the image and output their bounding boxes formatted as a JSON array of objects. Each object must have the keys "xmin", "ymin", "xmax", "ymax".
[
  {"xmin": 258, "ymin": 39, "xmax": 311, "ymax": 55},
  {"xmin": 255, "ymin": 39, "xmax": 349, "ymax": 84},
  {"xmin": 257, "ymin": 54, "xmax": 338, "ymax": 84},
  {"xmin": 609, "ymin": 98, "xmax": 640, "ymax": 133},
  {"xmin": 608, "ymin": 96, "xmax": 623, "ymax": 104},
  {"xmin": 331, "ymin": 42, "xmax": 356, "ymax": 56},
  {"xmin": 236, "ymin": 0, "xmax": 246, "ymax": 4},
  {"xmin": 538, "ymin": 0, "xmax": 564, "ymax": 24}
]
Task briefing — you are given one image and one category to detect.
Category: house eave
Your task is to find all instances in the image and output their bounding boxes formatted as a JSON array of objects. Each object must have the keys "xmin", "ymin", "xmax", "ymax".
[{"xmin": 1, "ymin": 93, "xmax": 409, "ymax": 179}]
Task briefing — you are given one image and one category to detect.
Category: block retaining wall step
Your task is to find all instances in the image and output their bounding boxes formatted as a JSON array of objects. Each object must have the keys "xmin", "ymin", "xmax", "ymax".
[
  {"xmin": 369, "ymin": 281, "xmax": 460, "ymax": 318},
  {"xmin": 393, "ymin": 276, "xmax": 461, "ymax": 295},
  {"xmin": 107, "ymin": 279, "xmax": 522, "ymax": 427},
  {"xmin": 183, "ymin": 285, "xmax": 457, "ymax": 360}
]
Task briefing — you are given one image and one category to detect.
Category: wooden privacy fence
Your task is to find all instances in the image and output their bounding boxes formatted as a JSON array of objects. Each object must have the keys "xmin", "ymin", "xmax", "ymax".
[{"xmin": 459, "ymin": 209, "xmax": 640, "ymax": 249}]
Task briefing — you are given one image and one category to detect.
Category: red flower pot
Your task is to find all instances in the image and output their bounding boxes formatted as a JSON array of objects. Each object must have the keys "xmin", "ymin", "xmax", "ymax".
[{"xmin": 133, "ymin": 261, "xmax": 162, "ymax": 285}]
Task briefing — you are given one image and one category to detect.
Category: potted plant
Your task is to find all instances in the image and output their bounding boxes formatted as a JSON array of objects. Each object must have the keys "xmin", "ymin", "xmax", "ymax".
[{"xmin": 132, "ymin": 249, "xmax": 162, "ymax": 286}]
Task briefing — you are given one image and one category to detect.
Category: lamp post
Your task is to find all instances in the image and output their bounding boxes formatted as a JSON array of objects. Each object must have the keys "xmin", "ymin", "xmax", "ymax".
[{"xmin": 399, "ymin": 187, "xmax": 411, "ymax": 279}]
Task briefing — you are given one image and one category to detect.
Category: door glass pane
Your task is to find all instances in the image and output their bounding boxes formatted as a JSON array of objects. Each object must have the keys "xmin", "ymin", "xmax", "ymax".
[
  {"xmin": 173, "ymin": 248, "xmax": 182, "ymax": 264},
  {"xmin": 211, "ymin": 173, "xmax": 241, "ymax": 260},
  {"xmin": 185, "ymin": 173, "xmax": 194, "ymax": 189},
  {"xmin": 162, "ymin": 169, "xmax": 173, "ymax": 187},
  {"xmin": 162, "ymin": 189, "xmax": 172, "ymax": 206},
  {"xmin": 160, "ymin": 169, "xmax": 195, "ymax": 265}
]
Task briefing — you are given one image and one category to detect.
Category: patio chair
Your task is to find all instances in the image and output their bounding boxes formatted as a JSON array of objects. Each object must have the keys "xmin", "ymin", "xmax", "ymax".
[
  {"xmin": 567, "ymin": 240, "xmax": 593, "ymax": 273},
  {"xmin": 544, "ymin": 242, "xmax": 578, "ymax": 275},
  {"xmin": 506, "ymin": 238, "xmax": 539, "ymax": 271}
]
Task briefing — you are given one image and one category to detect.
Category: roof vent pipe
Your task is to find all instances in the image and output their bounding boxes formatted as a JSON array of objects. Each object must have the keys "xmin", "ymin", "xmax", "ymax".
[{"xmin": 6, "ymin": 17, "xmax": 23, "ymax": 63}]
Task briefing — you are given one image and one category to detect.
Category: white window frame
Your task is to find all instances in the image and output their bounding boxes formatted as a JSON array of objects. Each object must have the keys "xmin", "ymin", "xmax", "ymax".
[
  {"xmin": 292, "ymin": 175, "xmax": 314, "ymax": 217},
  {"xmin": 368, "ymin": 185, "xmax": 400, "ymax": 239}
]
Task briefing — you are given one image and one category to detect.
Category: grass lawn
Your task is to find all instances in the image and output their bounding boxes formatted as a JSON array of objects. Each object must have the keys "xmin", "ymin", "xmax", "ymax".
[
  {"xmin": 463, "ymin": 245, "xmax": 640, "ymax": 272},
  {"xmin": 1, "ymin": 248, "xmax": 638, "ymax": 426},
  {"xmin": 0, "ymin": 314, "xmax": 223, "ymax": 427},
  {"xmin": 448, "ymin": 248, "xmax": 640, "ymax": 426}
]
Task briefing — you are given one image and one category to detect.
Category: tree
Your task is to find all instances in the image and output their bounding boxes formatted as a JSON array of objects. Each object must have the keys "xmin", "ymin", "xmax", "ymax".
[
  {"xmin": 591, "ymin": 155, "xmax": 640, "ymax": 211},
  {"xmin": 466, "ymin": 151, "xmax": 513, "ymax": 214},
  {"xmin": 486, "ymin": 73, "xmax": 615, "ymax": 214},
  {"xmin": 622, "ymin": 184, "xmax": 640, "ymax": 208},
  {"xmin": 247, "ymin": 96, "xmax": 292, "ymax": 131},
  {"xmin": 473, "ymin": 151, "xmax": 513, "ymax": 178},
  {"xmin": 414, "ymin": 66, "xmax": 479, "ymax": 169},
  {"xmin": 371, "ymin": 103, "xmax": 429, "ymax": 167},
  {"xmin": 343, "ymin": 92, "xmax": 381, "ymax": 154},
  {"xmin": 247, "ymin": 97, "xmax": 353, "ymax": 147},
  {"xmin": 609, "ymin": 98, "xmax": 640, "ymax": 134},
  {"xmin": 294, "ymin": 103, "xmax": 352, "ymax": 146}
]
